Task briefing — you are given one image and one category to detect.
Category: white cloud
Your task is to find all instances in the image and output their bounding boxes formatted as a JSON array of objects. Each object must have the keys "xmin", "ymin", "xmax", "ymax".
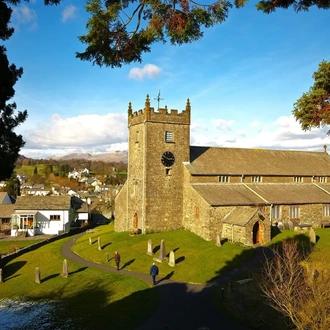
[
  {"xmin": 128, "ymin": 64, "xmax": 162, "ymax": 80},
  {"xmin": 12, "ymin": 4, "xmax": 37, "ymax": 30},
  {"xmin": 212, "ymin": 118, "xmax": 234, "ymax": 131},
  {"xmin": 22, "ymin": 113, "xmax": 127, "ymax": 156},
  {"xmin": 61, "ymin": 5, "xmax": 78, "ymax": 23}
]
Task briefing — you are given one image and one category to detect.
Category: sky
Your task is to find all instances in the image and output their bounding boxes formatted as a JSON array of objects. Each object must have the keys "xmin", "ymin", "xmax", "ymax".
[{"xmin": 4, "ymin": 0, "xmax": 330, "ymax": 159}]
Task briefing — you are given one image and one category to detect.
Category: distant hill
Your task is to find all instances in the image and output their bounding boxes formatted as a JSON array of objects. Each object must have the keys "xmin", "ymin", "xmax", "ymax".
[{"xmin": 46, "ymin": 151, "xmax": 128, "ymax": 163}]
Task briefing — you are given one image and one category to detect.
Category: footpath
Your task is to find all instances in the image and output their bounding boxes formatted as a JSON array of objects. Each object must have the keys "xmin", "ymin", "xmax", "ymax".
[{"xmin": 61, "ymin": 234, "xmax": 270, "ymax": 330}]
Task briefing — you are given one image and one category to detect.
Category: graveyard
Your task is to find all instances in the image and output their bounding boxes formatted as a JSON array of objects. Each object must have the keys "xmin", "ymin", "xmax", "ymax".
[{"xmin": 0, "ymin": 224, "xmax": 328, "ymax": 329}]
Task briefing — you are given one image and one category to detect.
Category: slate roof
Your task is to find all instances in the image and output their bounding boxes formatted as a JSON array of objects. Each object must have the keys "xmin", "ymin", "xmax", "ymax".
[
  {"xmin": 14, "ymin": 196, "xmax": 72, "ymax": 210},
  {"xmin": 188, "ymin": 146, "xmax": 330, "ymax": 176},
  {"xmin": 0, "ymin": 204, "xmax": 15, "ymax": 218},
  {"xmin": 221, "ymin": 207, "xmax": 259, "ymax": 226},
  {"xmin": 191, "ymin": 183, "xmax": 330, "ymax": 206}
]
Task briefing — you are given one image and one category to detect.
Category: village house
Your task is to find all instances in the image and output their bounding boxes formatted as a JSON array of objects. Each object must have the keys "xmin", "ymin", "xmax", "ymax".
[{"xmin": 115, "ymin": 96, "xmax": 330, "ymax": 246}]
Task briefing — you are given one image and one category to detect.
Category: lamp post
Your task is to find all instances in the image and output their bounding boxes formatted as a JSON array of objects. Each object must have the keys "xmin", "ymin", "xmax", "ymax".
[{"xmin": 87, "ymin": 197, "xmax": 91, "ymax": 223}]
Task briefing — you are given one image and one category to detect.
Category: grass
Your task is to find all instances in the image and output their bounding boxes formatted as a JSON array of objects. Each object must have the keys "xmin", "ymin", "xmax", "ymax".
[
  {"xmin": 0, "ymin": 239, "xmax": 43, "ymax": 255},
  {"xmin": 72, "ymin": 223, "xmax": 255, "ymax": 284},
  {"xmin": 0, "ymin": 235, "xmax": 159, "ymax": 330}
]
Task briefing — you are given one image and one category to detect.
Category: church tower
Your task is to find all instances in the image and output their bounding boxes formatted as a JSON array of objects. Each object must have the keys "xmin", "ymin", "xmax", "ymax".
[{"xmin": 115, "ymin": 95, "xmax": 191, "ymax": 233}]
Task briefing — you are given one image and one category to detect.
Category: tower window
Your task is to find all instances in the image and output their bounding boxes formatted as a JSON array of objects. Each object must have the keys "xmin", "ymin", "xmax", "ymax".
[
  {"xmin": 219, "ymin": 176, "xmax": 229, "ymax": 183},
  {"xmin": 165, "ymin": 131, "xmax": 173, "ymax": 142},
  {"xmin": 252, "ymin": 176, "xmax": 262, "ymax": 183},
  {"xmin": 136, "ymin": 131, "xmax": 139, "ymax": 143},
  {"xmin": 319, "ymin": 177, "xmax": 327, "ymax": 183},
  {"xmin": 294, "ymin": 176, "xmax": 303, "ymax": 183}
]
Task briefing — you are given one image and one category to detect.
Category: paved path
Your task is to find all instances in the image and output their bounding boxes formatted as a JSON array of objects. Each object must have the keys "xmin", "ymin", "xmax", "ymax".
[{"xmin": 61, "ymin": 234, "xmax": 270, "ymax": 330}]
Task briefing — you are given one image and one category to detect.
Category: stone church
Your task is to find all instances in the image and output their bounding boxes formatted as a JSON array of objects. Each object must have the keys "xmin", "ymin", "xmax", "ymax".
[{"xmin": 115, "ymin": 95, "xmax": 330, "ymax": 246}]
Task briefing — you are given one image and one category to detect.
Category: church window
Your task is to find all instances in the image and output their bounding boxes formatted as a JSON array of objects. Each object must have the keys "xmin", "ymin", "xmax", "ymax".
[
  {"xmin": 322, "ymin": 205, "xmax": 330, "ymax": 217},
  {"xmin": 289, "ymin": 206, "xmax": 300, "ymax": 219},
  {"xmin": 219, "ymin": 176, "xmax": 229, "ymax": 183},
  {"xmin": 272, "ymin": 205, "xmax": 282, "ymax": 219},
  {"xmin": 294, "ymin": 176, "xmax": 303, "ymax": 183},
  {"xmin": 165, "ymin": 131, "xmax": 173, "ymax": 142},
  {"xmin": 319, "ymin": 176, "xmax": 327, "ymax": 183},
  {"xmin": 252, "ymin": 176, "xmax": 262, "ymax": 183}
]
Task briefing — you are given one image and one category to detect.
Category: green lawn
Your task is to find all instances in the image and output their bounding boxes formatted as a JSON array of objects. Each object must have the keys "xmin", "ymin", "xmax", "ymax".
[
  {"xmin": 0, "ymin": 236, "xmax": 159, "ymax": 330},
  {"xmin": 73, "ymin": 223, "xmax": 254, "ymax": 284},
  {"xmin": 0, "ymin": 239, "xmax": 43, "ymax": 255}
]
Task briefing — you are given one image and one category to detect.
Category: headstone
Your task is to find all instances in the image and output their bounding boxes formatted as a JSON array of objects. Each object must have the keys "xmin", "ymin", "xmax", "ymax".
[
  {"xmin": 309, "ymin": 228, "xmax": 316, "ymax": 244},
  {"xmin": 168, "ymin": 251, "xmax": 175, "ymax": 267},
  {"xmin": 147, "ymin": 239, "xmax": 153, "ymax": 255},
  {"xmin": 215, "ymin": 234, "xmax": 222, "ymax": 247},
  {"xmin": 62, "ymin": 259, "xmax": 69, "ymax": 278},
  {"xmin": 73, "ymin": 239, "xmax": 76, "ymax": 245},
  {"xmin": 35, "ymin": 267, "xmax": 41, "ymax": 284},
  {"xmin": 0, "ymin": 269, "xmax": 3, "ymax": 283},
  {"xmin": 98, "ymin": 237, "xmax": 102, "ymax": 251},
  {"xmin": 106, "ymin": 252, "xmax": 109, "ymax": 262},
  {"xmin": 153, "ymin": 239, "xmax": 167, "ymax": 263},
  {"xmin": 89, "ymin": 237, "xmax": 92, "ymax": 245}
]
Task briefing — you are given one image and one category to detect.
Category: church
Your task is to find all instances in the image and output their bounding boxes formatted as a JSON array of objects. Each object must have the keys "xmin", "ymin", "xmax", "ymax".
[{"xmin": 115, "ymin": 95, "xmax": 330, "ymax": 246}]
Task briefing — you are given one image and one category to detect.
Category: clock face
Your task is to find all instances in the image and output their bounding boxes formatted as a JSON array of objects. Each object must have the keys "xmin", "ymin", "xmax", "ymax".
[{"xmin": 161, "ymin": 151, "xmax": 175, "ymax": 167}]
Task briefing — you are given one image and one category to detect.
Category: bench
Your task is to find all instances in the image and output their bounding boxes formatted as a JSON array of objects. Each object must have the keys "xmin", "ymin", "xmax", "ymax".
[{"xmin": 321, "ymin": 220, "xmax": 330, "ymax": 228}]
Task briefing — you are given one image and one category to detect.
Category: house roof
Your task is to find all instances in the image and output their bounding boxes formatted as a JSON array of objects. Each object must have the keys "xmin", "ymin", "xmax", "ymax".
[
  {"xmin": 188, "ymin": 146, "xmax": 330, "ymax": 176},
  {"xmin": 14, "ymin": 196, "xmax": 72, "ymax": 210},
  {"xmin": 191, "ymin": 183, "xmax": 330, "ymax": 206},
  {"xmin": 0, "ymin": 204, "xmax": 15, "ymax": 218},
  {"xmin": 221, "ymin": 207, "xmax": 260, "ymax": 226}
]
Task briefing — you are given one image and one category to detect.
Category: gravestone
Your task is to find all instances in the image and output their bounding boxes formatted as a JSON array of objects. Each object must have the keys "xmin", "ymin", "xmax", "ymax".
[
  {"xmin": 89, "ymin": 237, "xmax": 92, "ymax": 245},
  {"xmin": 147, "ymin": 239, "xmax": 153, "ymax": 255},
  {"xmin": 62, "ymin": 259, "xmax": 69, "ymax": 278},
  {"xmin": 73, "ymin": 239, "xmax": 76, "ymax": 245},
  {"xmin": 0, "ymin": 269, "xmax": 3, "ymax": 283},
  {"xmin": 35, "ymin": 267, "xmax": 41, "ymax": 284},
  {"xmin": 309, "ymin": 228, "xmax": 316, "ymax": 244},
  {"xmin": 153, "ymin": 239, "xmax": 167, "ymax": 263},
  {"xmin": 106, "ymin": 252, "xmax": 109, "ymax": 262},
  {"xmin": 215, "ymin": 234, "xmax": 222, "ymax": 247},
  {"xmin": 98, "ymin": 237, "xmax": 102, "ymax": 251},
  {"xmin": 168, "ymin": 251, "xmax": 175, "ymax": 267}
]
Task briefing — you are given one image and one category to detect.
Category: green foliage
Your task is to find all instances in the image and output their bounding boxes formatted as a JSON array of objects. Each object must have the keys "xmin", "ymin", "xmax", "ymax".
[
  {"xmin": 4, "ymin": 171, "xmax": 20, "ymax": 198},
  {"xmin": 293, "ymin": 60, "xmax": 330, "ymax": 130}
]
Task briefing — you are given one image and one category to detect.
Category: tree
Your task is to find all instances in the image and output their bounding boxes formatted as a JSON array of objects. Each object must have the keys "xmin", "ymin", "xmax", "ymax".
[
  {"xmin": 0, "ymin": 1, "xmax": 27, "ymax": 181},
  {"xmin": 5, "ymin": 172, "xmax": 20, "ymax": 198},
  {"xmin": 293, "ymin": 61, "xmax": 330, "ymax": 131},
  {"xmin": 259, "ymin": 239, "xmax": 330, "ymax": 330},
  {"xmin": 4, "ymin": 0, "xmax": 330, "ymax": 68}
]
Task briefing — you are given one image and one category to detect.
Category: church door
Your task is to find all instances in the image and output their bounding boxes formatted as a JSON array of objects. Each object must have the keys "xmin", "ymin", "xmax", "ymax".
[{"xmin": 252, "ymin": 221, "xmax": 264, "ymax": 245}]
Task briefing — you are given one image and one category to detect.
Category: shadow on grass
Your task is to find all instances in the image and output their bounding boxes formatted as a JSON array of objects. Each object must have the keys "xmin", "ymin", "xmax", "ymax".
[
  {"xmin": 69, "ymin": 266, "xmax": 88, "ymax": 275},
  {"xmin": 153, "ymin": 245, "xmax": 160, "ymax": 254},
  {"xmin": 175, "ymin": 256, "xmax": 185, "ymax": 264},
  {"xmin": 121, "ymin": 258, "xmax": 135, "ymax": 270},
  {"xmin": 42, "ymin": 273, "xmax": 60, "ymax": 282},
  {"xmin": 157, "ymin": 271, "xmax": 174, "ymax": 284},
  {"xmin": 102, "ymin": 242, "xmax": 112, "ymax": 249},
  {"xmin": 220, "ymin": 238, "xmax": 228, "ymax": 245},
  {"xmin": 3, "ymin": 260, "xmax": 27, "ymax": 278}
]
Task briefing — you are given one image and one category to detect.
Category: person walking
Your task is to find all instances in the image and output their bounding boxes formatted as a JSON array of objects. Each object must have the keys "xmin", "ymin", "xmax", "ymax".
[
  {"xmin": 114, "ymin": 251, "xmax": 120, "ymax": 270},
  {"xmin": 150, "ymin": 262, "xmax": 159, "ymax": 285}
]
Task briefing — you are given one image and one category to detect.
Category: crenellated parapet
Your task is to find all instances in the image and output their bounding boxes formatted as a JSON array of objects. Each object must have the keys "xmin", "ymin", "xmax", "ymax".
[{"xmin": 128, "ymin": 94, "xmax": 191, "ymax": 126}]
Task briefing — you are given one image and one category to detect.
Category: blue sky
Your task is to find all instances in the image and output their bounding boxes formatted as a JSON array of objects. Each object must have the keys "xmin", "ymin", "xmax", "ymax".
[{"xmin": 5, "ymin": 0, "xmax": 330, "ymax": 158}]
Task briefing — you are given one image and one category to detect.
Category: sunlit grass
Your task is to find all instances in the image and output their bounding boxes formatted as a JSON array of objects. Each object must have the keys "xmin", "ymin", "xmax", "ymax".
[
  {"xmin": 0, "ymin": 239, "xmax": 43, "ymax": 255},
  {"xmin": 73, "ymin": 223, "xmax": 254, "ymax": 284}
]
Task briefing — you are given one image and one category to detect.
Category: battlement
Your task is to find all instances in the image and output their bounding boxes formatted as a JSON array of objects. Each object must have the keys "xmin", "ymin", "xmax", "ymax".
[{"xmin": 128, "ymin": 95, "xmax": 191, "ymax": 126}]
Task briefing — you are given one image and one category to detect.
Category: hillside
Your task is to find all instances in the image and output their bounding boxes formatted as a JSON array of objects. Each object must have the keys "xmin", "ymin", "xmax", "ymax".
[{"xmin": 45, "ymin": 151, "xmax": 128, "ymax": 163}]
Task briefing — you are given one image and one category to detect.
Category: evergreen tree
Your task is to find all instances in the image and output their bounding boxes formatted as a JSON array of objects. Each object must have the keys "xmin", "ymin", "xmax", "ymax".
[
  {"xmin": 5, "ymin": 172, "xmax": 20, "ymax": 199},
  {"xmin": 0, "ymin": 1, "xmax": 27, "ymax": 181}
]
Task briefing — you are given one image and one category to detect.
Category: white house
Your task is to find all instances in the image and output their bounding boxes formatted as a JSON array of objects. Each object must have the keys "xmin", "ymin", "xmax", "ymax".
[{"xmin": 11, "ymin": 195, "xmax": 73, "ymax": 236}]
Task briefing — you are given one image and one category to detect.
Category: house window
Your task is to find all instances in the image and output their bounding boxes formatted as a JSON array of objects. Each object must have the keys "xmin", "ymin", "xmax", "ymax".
[
  {"xmin": 294, "ymin": 177, "xmax": 303, "ymax": 183},
  {"xmin": 323, "ymin": 205, "xmax": 330, "ymax": 217},
  {"xmin": 252, "ymin": 176, "xmax": 262, "ymax": 183},
  {"xmin": 272, "ymin": 205, "xmax": 282, "ymax": 219},
  {"xmin": 20, "ymin": 214, "xmax": 34, "ymax": 227},
  {"xmin": 290, "ymin": 206, "xmax": 300, "ymax": 219},
  {"xmin": 319, "ymin": 177, "xmax": 327, "ymax": 183},
  {"xmin": 219, "ymin": 176, "xmax": 229, "ymax": 183},
  {"xmin": 165, "ymin": 131, "xmax": 173, "ymax": 142},
  {"xmin": 50, "ymin": 215, "xmax": 61, "ymax": 221}
]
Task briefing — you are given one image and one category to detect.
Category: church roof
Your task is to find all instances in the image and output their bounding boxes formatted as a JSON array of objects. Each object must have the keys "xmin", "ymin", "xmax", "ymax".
[
  {"xmin": 191, "ymin": 183, "xmax": 330, "ymax": 206},
  {"xmin": 188, "ymin": 146, "xmax": 330, "ymax": 176}
]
